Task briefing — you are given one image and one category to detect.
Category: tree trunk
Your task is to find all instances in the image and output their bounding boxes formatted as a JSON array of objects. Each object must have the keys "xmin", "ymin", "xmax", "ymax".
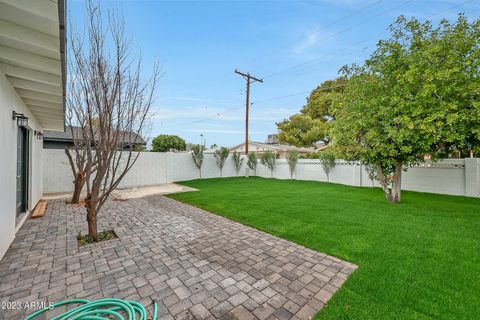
[
  {"xmin": 376, "ymin": 162, "xmax": 403, "ymax": 203},
  {"xmin": 199, "ymin": 168, "xmax": 202, "ymax": 179},
  {"xmin": 376, "ymin": 164, "xmax": 393, "ymax": 202},
  {"xmin": 71, "ymin": 172, "xmax": 85, "ymax": 204},
  {"xmin": 86, "ymin": 198, "xmax": 98, "ymax": 241},
  {"xmin": 390, "ymin": 163, "xmax": 402, "ymax": 203}
]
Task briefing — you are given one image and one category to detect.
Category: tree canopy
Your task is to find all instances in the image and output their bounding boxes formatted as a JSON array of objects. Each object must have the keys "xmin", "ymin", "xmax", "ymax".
[
  {"xmin": 277, "ymin": 77, "xmax": 347, "ymax": 147},
  {"xmin": 332, "ymin": 14, "xmax": 480, "ymax": 203},
  {"xmin": 151, "ymin": 134, "xmax": 187, "ymax": 152}
]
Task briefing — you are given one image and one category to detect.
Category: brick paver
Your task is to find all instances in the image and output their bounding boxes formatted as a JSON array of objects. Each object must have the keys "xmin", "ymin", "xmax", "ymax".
[{"xmin": 0, "ymin": 195, "xmax": 357, "ymax": 319}]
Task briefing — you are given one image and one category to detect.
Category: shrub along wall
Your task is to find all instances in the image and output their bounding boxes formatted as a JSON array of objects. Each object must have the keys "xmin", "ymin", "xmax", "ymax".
[{"xmin": 43, "ymin": 149, "xmax": 479, "ymax": 197}]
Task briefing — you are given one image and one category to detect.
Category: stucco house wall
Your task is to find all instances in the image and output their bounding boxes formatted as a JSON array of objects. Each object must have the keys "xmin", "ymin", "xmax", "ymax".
[
  {"xmin": 0, "ymin": 70, "xmax": 44, "ymax": 259},
  {"xmin": 0, "ymin": 0, "xmax": 66, "ymax": 261}
]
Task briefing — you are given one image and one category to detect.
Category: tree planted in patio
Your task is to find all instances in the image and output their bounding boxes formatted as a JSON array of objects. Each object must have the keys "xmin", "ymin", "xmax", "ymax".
[
  {"xmin": 333, "ymin": 14, "xmax": 480, "ymax": 203},
  {"xmin": 64, "ymin": 124, "xmax": 92, "ymax": 204},
  {"xmin": 67, "ymin": 1, "xmax": 160, "ymax": 240},
  {"xmin": 214, "ymin": 147, "xmax": 229, "ymax": 177}
]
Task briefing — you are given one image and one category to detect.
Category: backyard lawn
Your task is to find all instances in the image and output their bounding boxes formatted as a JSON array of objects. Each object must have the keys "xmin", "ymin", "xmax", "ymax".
[{"xmin": 168, "ymin": 177, "xmax": 480, "ymax": 320}]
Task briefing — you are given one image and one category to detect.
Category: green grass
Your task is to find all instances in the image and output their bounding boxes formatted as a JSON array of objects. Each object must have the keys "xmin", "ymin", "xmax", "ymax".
[{"xmin": 168, "ymin": 177, "xmax": 480, "ymax": 319}]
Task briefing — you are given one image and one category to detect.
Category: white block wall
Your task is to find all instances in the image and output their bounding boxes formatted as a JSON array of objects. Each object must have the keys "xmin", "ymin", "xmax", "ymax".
[
  {"xmin": 43, "ymin": 149, "xmax": 479, "ymax": 198},
  {"xmin": 43, "ymin": 151, "xmax": 247, "ymax": 193}
]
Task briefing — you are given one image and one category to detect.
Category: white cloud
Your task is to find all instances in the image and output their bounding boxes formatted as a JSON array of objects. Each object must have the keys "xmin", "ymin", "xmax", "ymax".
[
  {"xmin": 291, "ymin": 25, "xmax": 337, "ymax": 56},
  {"xmin": 292, "ymin": 32, "xmax": 321, "ymax": 54}
]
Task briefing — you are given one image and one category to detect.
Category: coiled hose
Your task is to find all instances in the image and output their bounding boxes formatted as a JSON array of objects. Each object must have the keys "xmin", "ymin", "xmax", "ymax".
[{"xmin": 24, "ymin": 298, "xmax": 157, "ymax": 320}]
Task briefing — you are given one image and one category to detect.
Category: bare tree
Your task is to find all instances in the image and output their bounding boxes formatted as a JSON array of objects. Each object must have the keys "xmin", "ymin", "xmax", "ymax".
[
  {"xmin": 64, "ymin": 124, "xmax": 89, "ymax": 204},
  {"xmin": 67, "ymin": 1, "xmax": 160, "ymax": 240}
]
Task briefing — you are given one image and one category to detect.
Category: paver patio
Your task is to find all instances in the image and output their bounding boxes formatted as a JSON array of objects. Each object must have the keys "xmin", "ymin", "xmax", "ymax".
[{"xmin": 0, "ymin": 195, "xmax": 356, "ymax": 320}]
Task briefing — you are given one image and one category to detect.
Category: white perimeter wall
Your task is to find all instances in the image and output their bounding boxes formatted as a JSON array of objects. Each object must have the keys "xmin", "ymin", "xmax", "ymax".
[
  {"xmin": 43, "ymin": 149, "xmax": 480, "ymax": 198},
  {"xmin": 0, "ymin": 70, "xmax": 44, "ymax": 260}
]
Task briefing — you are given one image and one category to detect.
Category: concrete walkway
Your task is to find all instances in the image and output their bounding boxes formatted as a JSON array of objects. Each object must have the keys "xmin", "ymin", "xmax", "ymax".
[
  {"xmin": 41, "ymin": 183, "xmax": 197, "ymax": 201},
  {"xmin": 0, "ymin": 196, "xmax": 356, "ymax": 319}
]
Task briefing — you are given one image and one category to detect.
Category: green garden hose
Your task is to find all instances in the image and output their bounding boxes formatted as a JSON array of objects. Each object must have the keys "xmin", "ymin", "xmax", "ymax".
[{"xmin": 24, "ymin": 298, "xmax": 157, "ymax": 320}]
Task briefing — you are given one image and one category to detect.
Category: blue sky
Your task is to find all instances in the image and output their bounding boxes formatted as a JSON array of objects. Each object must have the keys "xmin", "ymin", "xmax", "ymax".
[{"xmin": 69, "ymin": 0, "xmax": 479, "ymax": 147}]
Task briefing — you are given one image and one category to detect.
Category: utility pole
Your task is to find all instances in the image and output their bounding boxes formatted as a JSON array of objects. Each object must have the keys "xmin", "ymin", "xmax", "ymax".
[{"xmin": 235, "ymin": 69, "xmax": 263, "ymax": 155}]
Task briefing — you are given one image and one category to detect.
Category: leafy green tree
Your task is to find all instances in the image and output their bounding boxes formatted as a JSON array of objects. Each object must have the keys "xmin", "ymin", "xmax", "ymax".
[
  {"xmin": 277, "ymin": 78, "xmax": 346, "ymax": 147},
  {"xmin": 332, "ymin": 15, "xmax": 480, "ymax": 203},
  {"xmin": 232, "ymin": 151, "xmax": 244, "ymax": 176},
  {"xmin": 318, "ymin": 150, "xmax": 336, "ymax": 182},
  {"xmin": 214, "ymin": 147, "xmax": 229, "ymax": 177},
  {"xmin": 286, "ymin": 149, "xmax": 299, "ymax": 179},
  {"xmin": 364, "ymin": 163, "xmax": 378, "ymax": 187},
  {"xmin": 151, "ymin": 134, "xmax": 186, "ymax": 152},
  {"xmin": 260, "ymin": 151, "xmax": 276, "ymax": 177},
  {"xmin": 277, "ymin": 115, "xmax": 330, "ymax": 147},
  {"xmin": 247, "ymin": 152, "xmax": 258, "ymax": 176},
  {"xmin": 191, "ymin": 144, "xmax": 204, "ymax": 178}
]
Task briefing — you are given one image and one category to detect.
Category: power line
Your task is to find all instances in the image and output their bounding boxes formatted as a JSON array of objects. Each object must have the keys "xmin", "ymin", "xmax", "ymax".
[
  {"xmin": 261, "ymin": 0, "xmax": 414, "ymax": 80},
  {"xmin": 160, "ymin": 0, "xmax": 477, "ymax": 131},
  {"xmin": 252, "ymin": 0, "xmax": 477, "ymax": 104},
  {"xmin": 252, "ymin": 90, "xmax": 311, "ymax": 104},
  {"xmin": 252, "ymin": 83, "xmax": 347, "ymax": 105},
  {"xmin": 159, "ymin": 105, "xmax": 243, "ymax": 129},
  {"xmin": 261, "ymin": 0, "xmax": 476, "ymax": 81},
  {"xmin": 247, "ymin": 0, "xmax": 384, "ymax": 73}
]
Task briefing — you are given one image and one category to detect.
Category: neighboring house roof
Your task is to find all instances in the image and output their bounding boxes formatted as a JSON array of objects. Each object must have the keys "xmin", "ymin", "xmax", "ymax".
[
  {"xmin": 44, "ymin": 126, "xmax": 147, "ymax": 145},
  {"xmin": 229, "ymin": 141, "xmax": 316, "ymax": 153}
]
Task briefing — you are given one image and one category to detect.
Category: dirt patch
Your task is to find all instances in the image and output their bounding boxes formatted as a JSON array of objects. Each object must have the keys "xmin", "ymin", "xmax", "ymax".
[{"xmin": 77, "ymin": 230, "xmax": 118, "ymax": 246}]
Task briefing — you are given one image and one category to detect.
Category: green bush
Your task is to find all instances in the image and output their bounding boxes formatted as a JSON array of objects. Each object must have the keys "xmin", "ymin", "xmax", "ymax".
[{"xmin": 151, "ymin": 134, "xmax": 186, "ymax": 152}]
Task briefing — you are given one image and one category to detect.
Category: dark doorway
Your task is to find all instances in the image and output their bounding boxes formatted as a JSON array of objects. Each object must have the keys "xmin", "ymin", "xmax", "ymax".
[{"xmin": 16, "ymin": 127, "xmax": 29, "ymax": 216}]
